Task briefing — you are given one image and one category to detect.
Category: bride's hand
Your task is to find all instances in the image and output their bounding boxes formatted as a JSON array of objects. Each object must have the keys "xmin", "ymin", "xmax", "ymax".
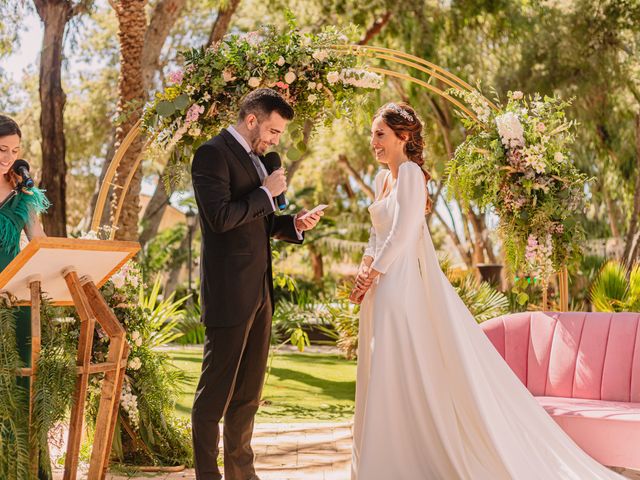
[{"xmin": 349, "ymin": 287, "xmax": 366, "ymax": 304}]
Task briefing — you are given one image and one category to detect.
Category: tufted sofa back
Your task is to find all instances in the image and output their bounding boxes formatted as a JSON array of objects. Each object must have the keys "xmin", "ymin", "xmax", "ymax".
[{"xmin": 481, "ymin": 312, "xmax": 640, "ymax": 402}]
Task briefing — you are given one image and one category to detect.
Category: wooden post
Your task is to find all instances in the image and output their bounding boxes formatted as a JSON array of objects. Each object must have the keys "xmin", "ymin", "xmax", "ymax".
[
  {"xmin": 82, "ymin": 278, "xmax": 129, "ymax": 480},
  {"xmin": 63, "ymin": 270, "xmax": 97, "ymax": 480},
  {"xmin": 559, "ymin": 266, "xmax": 569, "ymax": 311},
  {"xmin": 28, "ymin": 279, "xmax": 41, "ymax": 478}
]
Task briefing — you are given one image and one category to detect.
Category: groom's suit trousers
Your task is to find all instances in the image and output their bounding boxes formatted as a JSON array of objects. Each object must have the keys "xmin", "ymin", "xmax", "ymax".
[{"xmin": 192, "ymin": 274, "xmax": 272, "ymax": 480}]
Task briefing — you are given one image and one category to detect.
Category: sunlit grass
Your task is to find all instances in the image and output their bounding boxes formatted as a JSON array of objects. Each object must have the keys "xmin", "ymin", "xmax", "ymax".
[{"xmin": 168, "ymin": 346, "xmax": 356, "ymax": 423}]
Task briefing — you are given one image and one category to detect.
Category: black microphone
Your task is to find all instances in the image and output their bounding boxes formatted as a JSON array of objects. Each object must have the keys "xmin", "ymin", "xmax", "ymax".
[
  {"xmin": 12, "ymin": 159, "xmax": 34, "ymax": 189},
  {"xmin": 262, "ymin": 151, "xmax": 287, "ymax": 211}
]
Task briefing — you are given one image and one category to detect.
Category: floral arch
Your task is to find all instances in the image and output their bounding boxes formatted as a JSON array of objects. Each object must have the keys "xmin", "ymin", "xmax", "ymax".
[{"xmin": 93, "ymin": 23, "xmax": 587, "ymax": 310}]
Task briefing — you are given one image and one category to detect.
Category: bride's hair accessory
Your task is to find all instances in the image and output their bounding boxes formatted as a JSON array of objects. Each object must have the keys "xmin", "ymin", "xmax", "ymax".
[{"xmin": 386, "ymin": 103, "xmax": 414, "ymax": 122}]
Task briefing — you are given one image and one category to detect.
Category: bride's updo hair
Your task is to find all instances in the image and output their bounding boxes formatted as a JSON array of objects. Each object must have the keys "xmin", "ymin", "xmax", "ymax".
[{"xmin": 374, "ymin": 102, "xmax": 433, "ymax": 213}]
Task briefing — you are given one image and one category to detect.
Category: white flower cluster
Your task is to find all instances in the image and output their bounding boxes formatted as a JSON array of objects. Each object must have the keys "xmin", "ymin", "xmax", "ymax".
[
  {"xmin": 522, "ymin": 144, "xmax": 547, "ymax": 174},
  {"xmin": 130, "ymin": 330, "xmax": 143, "ymax": 347},
  {"xmin": 128, "ymin": 356, "xmax": 142, "ymax": 370},
  {"xmin": 467, "ymin": 91, "xmax": 492, "ymax": 123},
  {"xmin": 326, "ymin": 68, "xmax": 383, "ymax": 89},
  {"xmin": 120, "ymin": 379, "xmax": 140, "ymax": 430},
  {"xmin": 525, "ymin": 234, "xmax": 555, "ymax": 281},
  {"xmin": 111, "ymin": 260, "xmax": 141, "ymax": 289},
  {"xmin": 312, "ymin": 50, "xmax": 329, "ymax": 62},
  {"xmin": 495, "ymin": 112, "xmax": 525, "ymax": 149}
]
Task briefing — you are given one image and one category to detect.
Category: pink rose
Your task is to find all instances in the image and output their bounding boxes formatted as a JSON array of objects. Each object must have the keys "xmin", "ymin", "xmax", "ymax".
[{"xmin": 168, "ymin": 70, "xmax": 184, "ymax": 84}]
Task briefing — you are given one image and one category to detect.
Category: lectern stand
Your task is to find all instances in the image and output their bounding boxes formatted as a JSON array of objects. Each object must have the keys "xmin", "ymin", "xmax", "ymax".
[{"xmin": 0, "ymin": 237, "xmax": 140, "ymax": 480}]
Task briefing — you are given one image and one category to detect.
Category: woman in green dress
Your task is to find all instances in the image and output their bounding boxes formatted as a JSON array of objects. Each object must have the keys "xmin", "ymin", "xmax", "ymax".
[{"xmin": 0, "ymin": 114, "xmax": 49, "ymax": 478}]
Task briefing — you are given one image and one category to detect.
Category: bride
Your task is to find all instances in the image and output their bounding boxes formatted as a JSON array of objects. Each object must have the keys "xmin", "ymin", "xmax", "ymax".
[{"xmin": 349, "ymin": 102, "xmax": 623, "ymax": 479}]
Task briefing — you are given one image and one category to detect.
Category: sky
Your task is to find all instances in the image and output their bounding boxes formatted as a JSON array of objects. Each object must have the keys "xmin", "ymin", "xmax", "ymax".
[{"xmin": 3, "ymin": 11, "xmax": 42, "ymax": 82}]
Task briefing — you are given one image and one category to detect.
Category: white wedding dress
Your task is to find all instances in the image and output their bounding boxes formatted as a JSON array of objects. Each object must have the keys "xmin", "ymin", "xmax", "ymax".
[{"xmin": 351, "ymin": 161, "xmax": 623, "ymax": 480}]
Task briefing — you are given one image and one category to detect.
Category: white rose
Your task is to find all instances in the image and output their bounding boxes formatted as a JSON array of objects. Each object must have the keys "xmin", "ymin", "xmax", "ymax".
[
  {"xmin": 128, "ymin": 357, "xmax": 142, "ymax": 371},
  {"xmin": 276, "ymin": 56, "xmax": 285, "ymax": 66},
  {"xmin": 284, "ymin": 71, "xmax": 296, "ymax": 84},
  {"xmin": 327, "ymin": 71, "xmax": 340, "ymax": 84},
  {"xmin": 312, "ymin": 50, "xmax": 329, "ymax": 62},
  {"xmin": 135, "ymin": 337, "xmax": 143, "ymax": 347},
  {"xmin": 308, "ymin": 94, "xmax": 317, "ymax": 103},
  {"xmin": 131, "ymin": 331, "xmax": 140, "ymax": 341},
  {"xmin": 512, "ymin": 91, "xmax": 524, "ymax": 100},
  {"xmin": 554, "ymin": 152, "xmax": 565, "ymax": 162},
  {"xmin": 308, "ymin": 81, "xmax": 316, "ymax": 90},
  {"xmin": 248, "ymin": 77, "xmax": 261, "ymax": 88},
  {"xmin": 495, "ymin": 112, "xmax": 525, "ymax": 149}
]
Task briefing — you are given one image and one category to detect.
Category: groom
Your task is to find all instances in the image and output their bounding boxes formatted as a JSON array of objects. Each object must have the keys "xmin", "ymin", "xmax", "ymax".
[{"xmin": 191, "ymin": 88, "xmax": 323, "ymax": 480}]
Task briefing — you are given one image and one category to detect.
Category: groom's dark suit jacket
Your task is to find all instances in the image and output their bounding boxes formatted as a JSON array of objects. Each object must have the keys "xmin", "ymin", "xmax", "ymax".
[{"xmin": 192, "ymin": 128, "xmax": 302, "ymax": 328}]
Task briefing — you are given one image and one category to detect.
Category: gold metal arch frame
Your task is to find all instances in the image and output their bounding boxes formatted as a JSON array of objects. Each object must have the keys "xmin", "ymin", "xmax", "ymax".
[
  {"xmin": 90, "ymin": 45, "xmax": 568, "ymax": 310},
  {"xmin": 90, "ymin": 45, "xmax": 494, "ymax": 235}
]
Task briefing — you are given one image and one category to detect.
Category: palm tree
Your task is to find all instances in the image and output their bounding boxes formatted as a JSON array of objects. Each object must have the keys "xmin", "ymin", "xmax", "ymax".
[{"xmin": 589, "ymin": 260, "xmax": 640, "ymax": 312}]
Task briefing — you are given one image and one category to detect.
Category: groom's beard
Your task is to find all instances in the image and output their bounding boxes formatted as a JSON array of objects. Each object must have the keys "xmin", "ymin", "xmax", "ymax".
[{"xmin": 248, "ymin": 129, "xmax": 271, "ymax": 155}]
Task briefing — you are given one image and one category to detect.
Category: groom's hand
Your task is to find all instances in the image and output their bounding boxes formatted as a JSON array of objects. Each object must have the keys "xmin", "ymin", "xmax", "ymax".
[
  {"xmin": 294, "ymin": 209, "xmax": 324, "ymax": 231},
  {"xmin": 264, "ymin": 168, "xmax": 287, "ymax": 196}
]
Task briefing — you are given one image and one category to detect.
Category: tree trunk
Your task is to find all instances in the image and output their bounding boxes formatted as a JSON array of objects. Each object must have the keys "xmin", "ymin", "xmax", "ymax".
[
  {"xmin": 208, "ymin": 0, "xmax": 242, "ymax": 46},
  {"xmin": 34, "ymin": 0, "xmax": 73, "ymax": 237},
  {"xmin": 164, "ymin": 235, "xmax": 187, "ymax": 295},
  {"xmin": 336, "ymin": 155, "xmax": 375, "ymax": 200},
  {"xmin": 80, "ymin": 132, "xmax": 116, "ymax": 233},
  {"xmin": 357, "ymin": 12, "xmax": 391, "ymax": 45},
  {"xmin": 623, "ymin": 113, "xmax": 640, "ymax": 265},
  {"xmin": 603, "ymin": 190, "xmax": 621, "ymax": 238},
  {"xmin": 138, "ymin": 2, "xmax": 236, "ymax": 247},
  {"xmin": 309, "ymin": 244, "xmax": 324, "ymax": 282},
  {"xmin": 111, "ymin": 0, "xmax": 147, "ymax": 241},
  {"xmin": 142, "ymin": 0, "xmax": 188, "ymax": 90},
  {"xmin": 138, "ymin": 171, "xmax": 171, "ymax": 249}
]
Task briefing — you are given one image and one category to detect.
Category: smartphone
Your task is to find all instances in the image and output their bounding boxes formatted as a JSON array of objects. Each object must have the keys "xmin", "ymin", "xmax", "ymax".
[{"xmin": 299, "ymin": 204, "xmax": 329, "ymax": 220}]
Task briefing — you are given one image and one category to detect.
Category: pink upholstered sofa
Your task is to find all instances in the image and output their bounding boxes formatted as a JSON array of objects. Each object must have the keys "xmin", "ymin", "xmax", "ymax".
[{"xmin": 481, "ymin": 311, "xmax": 640, "ymax": 469}]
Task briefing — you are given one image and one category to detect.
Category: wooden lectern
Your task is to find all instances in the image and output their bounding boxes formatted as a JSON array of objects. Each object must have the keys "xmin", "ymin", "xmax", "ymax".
[{"xmin": 0, "ymin": 237, "xmax": 140, "ymax": 480}]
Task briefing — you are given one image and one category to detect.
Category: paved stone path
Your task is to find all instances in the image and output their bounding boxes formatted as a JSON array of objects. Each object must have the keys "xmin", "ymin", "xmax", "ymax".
[{"xmin": 53, "ymin": 422, "xmax": 640, "ymax": 479}]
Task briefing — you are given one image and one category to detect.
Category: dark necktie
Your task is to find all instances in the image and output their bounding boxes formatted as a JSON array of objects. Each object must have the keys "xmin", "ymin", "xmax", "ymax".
[{"xmin": 249, "ymin": 151, "xmax": 266, "ymax": 183}]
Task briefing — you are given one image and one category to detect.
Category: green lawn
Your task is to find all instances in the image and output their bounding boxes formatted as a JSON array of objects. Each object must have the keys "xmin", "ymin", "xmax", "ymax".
[{"xmin": 168, "ymin": 346, "xmax": 357, "ymax": 423}]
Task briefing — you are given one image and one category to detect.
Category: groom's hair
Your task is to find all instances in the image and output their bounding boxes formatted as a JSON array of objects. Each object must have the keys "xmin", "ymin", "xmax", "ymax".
[{"xmin": 238, "ymin": 88, "xmax": 295, "ymax": 122}]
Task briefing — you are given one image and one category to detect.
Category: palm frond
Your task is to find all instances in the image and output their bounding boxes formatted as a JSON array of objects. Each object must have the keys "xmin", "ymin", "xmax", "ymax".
[{"xmin": 590, "ymin": 260, "xmax": 630, "ymax": 312}]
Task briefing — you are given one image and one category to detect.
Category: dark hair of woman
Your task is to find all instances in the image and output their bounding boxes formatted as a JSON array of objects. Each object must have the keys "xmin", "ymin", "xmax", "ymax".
[
  {"xmin": 374, "ymin": 102, "xmax": 433, "ymax": 213},
  {"xmin": 0, "ymin": 115, "xmax": 25, "ymax": 189}
]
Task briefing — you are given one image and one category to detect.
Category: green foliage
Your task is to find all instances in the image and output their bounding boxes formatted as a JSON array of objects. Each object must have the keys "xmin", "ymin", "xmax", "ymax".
[
  {"xmin": 137, "ymin": 276, "xmax": 189, "ymax": 348},
  {"xmin": 272, "ymin": 288, "xmax": 328, "ymax": 351},
  {"xmin": 31, "ymin": 301, "xmax": 77, "ymax": 475},
  {"xmin": 139, "ymin": 225, "xmax": 188, "ymax": 285},
  {"xmin": 440, "ymin": 258, "xmax": 510, "ymax": 322},
  {"xmin": 90, "ymin": 264, "xmax": 193, "ymax": 467},
  {"xmin": 590, "ymin": 260, "xmax": 640, "ymax": 312},
  {"xmin": 0, "ymin": 298, "xmax": 77, "ymax": 479},
  {"xmin": 320, "ymin": 284, "xmax": 359, "ymax": 360},
  {"xmin": 174, "ymin": 302, "xmax": 205, "ymax": 345},
  {"xmin": 0, "ymin": 306, "xmax": 29, "ymax": 480},
  {"xmin": 447, "ymin": 90, "xmax": 589, "ymax": 286},
  {"xmin": 141, "ymin": 16, "xmax": 381, "ymax": 188}
]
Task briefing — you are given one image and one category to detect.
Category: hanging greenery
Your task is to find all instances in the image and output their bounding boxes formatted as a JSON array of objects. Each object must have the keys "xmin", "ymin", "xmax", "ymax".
[
  {"xmin": 0, "ymin": 297, "xmax": 77, "ymax": 480},
  {"xmin": 86, "ymin": 263, "xmax": 192, "ymax": 467},
  {"xmin": 140, "ymin": 15, "xmax": 382, "ymax": 189},
  {"xmin": 446, "ymin": 90, "xmax": 590, "ymax": 287}
]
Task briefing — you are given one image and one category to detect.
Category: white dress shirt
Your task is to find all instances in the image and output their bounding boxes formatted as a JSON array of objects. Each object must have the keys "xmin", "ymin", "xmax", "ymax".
[
  {"xmin": 226, "ymin": 126, "xmax": 302, "ymax": 240},
  {"xmin": 227, "ymin": 125, "xmax": 276, "ymax": 212}
]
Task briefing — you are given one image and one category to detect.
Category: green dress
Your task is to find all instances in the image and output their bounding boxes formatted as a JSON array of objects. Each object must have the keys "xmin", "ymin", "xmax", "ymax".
[{"xmin": 0, "ymin": 188, "xmax": 50, "ymax": 395}]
